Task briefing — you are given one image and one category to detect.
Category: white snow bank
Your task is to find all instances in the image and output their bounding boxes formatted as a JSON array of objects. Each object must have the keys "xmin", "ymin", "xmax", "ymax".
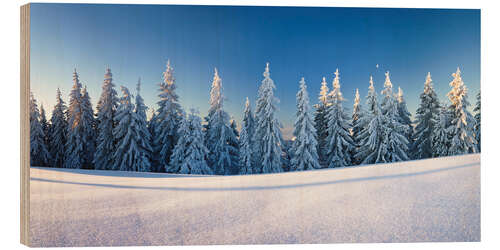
[{"xmin": 29, "ymin": 154, "xmax": 480, "ymax": 246}]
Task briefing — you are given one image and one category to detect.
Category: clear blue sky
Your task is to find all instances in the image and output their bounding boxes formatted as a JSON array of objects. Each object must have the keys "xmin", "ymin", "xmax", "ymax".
[{"xmin": 30, "ymin": 3, "xmax": 480, "ymax": 139}]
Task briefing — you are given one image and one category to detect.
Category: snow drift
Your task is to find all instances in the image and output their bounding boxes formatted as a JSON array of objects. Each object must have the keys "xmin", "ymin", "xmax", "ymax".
[{"xmin": 29, "ymin": 154, "xmax": 480, "ymax": 247}]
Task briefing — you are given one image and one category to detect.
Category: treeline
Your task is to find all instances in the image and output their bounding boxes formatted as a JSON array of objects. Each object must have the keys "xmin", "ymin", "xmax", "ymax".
[{"xmin": 29, "ymin": 62, "xmax": 481, "ymax": 174}]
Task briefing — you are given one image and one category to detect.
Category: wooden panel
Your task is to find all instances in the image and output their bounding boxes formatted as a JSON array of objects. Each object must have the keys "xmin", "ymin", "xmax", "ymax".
[{"xmin": 20, "ymin": 3, "xmax": 30, "ymax": 247}]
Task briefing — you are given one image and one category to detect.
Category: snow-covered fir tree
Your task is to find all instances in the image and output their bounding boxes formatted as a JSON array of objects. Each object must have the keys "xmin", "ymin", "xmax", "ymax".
[
  {"xmin": 314, "ymin": 77, "xmax": 330, "ymax": 165},
  {"xmin": 290, "ymin": 77, "xmax": 321, "ymax": 171},
  {"xmin": 324, "ymin": 69, "xmax": 354, "ymax": 168},
  {"xmin": 182, "ymin": 110, "xmax": 213, "ymax": 175},
  {"xmin": 281, "ymin": 140, "xmax": 293, "ymax": 172},
  {"xmin": 230, "ymin": 119, "xmax": 239, "ymax": 138},
  {"xmin": 170, "ymin": 110, "xmax": 213, "ymax": 174},
  {"xmin": 412, "ymin": 72, "xmax": 440, "ymax": 159},
  {"xmin": 168, "ymin": 111, "xmax": 189, "ymax": 173},
  {"xmin": 379, "ymin": 71, "xmax": 409, "ymax": 162},
  {"xmin": 148, "ymin": 108, "xmax": 157, "ymax": 138},
  {"xmin": 204, "ymin": 68, "xmax": 239, "ymax": 175},
  {"xmin": 80, "ymin": 86, "xmax": 96, "ymax": 169},
  {"xmin": 148, "ymin": 108, "xmax": 158, "ymax": 162},
  {"xmin": 355, "ymin": 76, "xmax": 389, "ymax": 164},
  {"xmin": 432, "ymin": 104, "xmax": 450, "ymax": 157},
  {"xmin": 112, "ymin": 86, "xmax": 152, "ymax": 171},
  {"xmin": 396, "ymin": 87, "xmax": 413, "ymax": 149},
  {"xmin": 94, "ymin": 68, "xmax": 118, "ymax": 170},
  {"xmin": 111, "ymin": 86, "xmax": 135, "ymax": 170},
  {"xmin": 229, "ymin": 118, "xmax": 241, "ymax": 173},
  {"xmin": 254, "ymin": 63, "xmax": 284, "ymax": 173},
  {"xmin": 446, "ymin": 67, "xmax": 477, "ymax": 155},
  {"xmin": 39, "ymin": 104, "xmax": 50, "ymax": 148},
  {"xmin": 238, "ymin": 120, "xmax": 253, "ymax": 174},
  {"xmin": 242, "ymin": 97, "xmax": 256, "ymax": 141},
  {"xmin": 353, "ymin": 77, "xmax": 378, "ymax": 164},
  {"xmin": 154, "ymin": 60, "xmax": 182, "ymax": 172},
  {"xmin": 39, "ymin": 103, "xmax": 52, "ymax": 164},
  {"xmin": 239, "ymin": 98, "xmax": 255, "ymax": 174},
  {"xmin": 64, "ymin": 69, "xmax": 86, "ymax": 169},
  {"xmin": 365, "ymin": 76, "xmax": 378, "ymax": 114},
  {"xmin": 135, "ymin": 79, "xmax": 153, "ymax": 172},
  {"xmin": 49, "ymin": 88, "xmax": 68, "ymax": 168},
  {"xmin": 351, "ymin": 88, "xmax": 365, "ymax": 165},
  {"xmin": 473, "ymin": 91, "xmax": 481, "ymax": 152},
  {"xmin": 30, "ymin": 92, "xmax": 50, "ymax": 166}
]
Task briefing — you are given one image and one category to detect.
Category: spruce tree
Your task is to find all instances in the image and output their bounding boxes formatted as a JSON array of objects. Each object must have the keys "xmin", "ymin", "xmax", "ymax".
[
  {"xmin": 355, "ymin": 76, "xmax": 388, "ymax": 164},
  {"xmin": 168, "ymin": 111, "xmax": 190, "ymax": 173},
  {"xmin": 432, "ymin": 104, "xmax": 450, "ymax": 157},
  {"xmin": 39, "ymin": 104, "xmax": 50, "ymax": 148},
  {"xmin": 148, "ymin": 108, "xmax": 157, "ymax": 139},
  {"xmin": 230, "ymin": 119, "xmax": 239, "ymax": 138},
  {"xmin": 170, "ymin": 110, "xmax": 213, "ymax": 175},
  {"xmin": 281, "ymin": 140, "xmax": 293, "ymax": 172},
  {"xmin": 80, "ymin": 86, "xmax": 96, "ymax": 169},
  {"xmin": 380, "ymin": 72, "xmax": 409, "ymax": 162},
  {"xmin": 112, "ymin": 86, "xmax": 134, "ymax": 171},
  {"xmin": 473, "ymin": 91, "xmax": 481, "ymax": 152},
  {"xmin": 290, "ymin": 77, "xmax": 321, "ymax": 171},
  {"xmin": 39, "ymin": 104, "xmax": 51, "ymax": 164},
  {"xmin": 353, "ymin": 77, "xmax": 378, "ymax": 164},
  {"xmin": 65, "ymin": 69, "xmax": 85, "ymax": 169},
  {"xmin": 254, "ymin": 63, "xmax": 284, "ymax": 173},
  {"xmin": 148, "ymin": 108, "xmax": 158, "ymax": 168},
  {"xmin": 204, "ymin": 68, "xmax": 238, "ymax": 175},
  {"xmin": 49, "ymin": 88, "xmax": 68, "ymax": 168},
  {"xmin": 183, "ymin": 110, "xmax": 213, "ymax": 175},
  {"xmin": 112, "ymin": 86, "xmax": 151, "ymax": 171},
  {"xmin": 239, "ymin": 103, "xmax": 254, "ymax": 174},
  {"xmin": 242, "ymin": 98, "xmax": 256, "ymax": 138},
  {"xmin": 94, "ymin": 68, "xmax": 118, "ymax": 170},
  {"xmin": 30, "ymin": 92, "xmax": 50, "ymax": 166},
  {"xmin": 314, "ymin": 77, "xmax": 330, "ymax": 166},
  {"xmin": 412, "ymin": 72, "xmax": 440, "ymax": 159},
  {"xmin": 396, "ymin": 87, "xmax": 413, "ymax": 149},
  {"xmin": 239, "ymin": 98, "xmax": 255, "ymax": 174},
  {"xmin": 365, "ymin": 76, "xmax": 378, "ymax": 114},
  {"xmin": 351, "ymin": 88, "xmax": 365, "ymax": 165},
  {"xmin": 324, "ymin": 69, "xmax": 354, "ymax": 168},
  {"xmin": 135, "ymin": 79, "xmax": 154, "ymax": 172},
  {"xmin": 228, "ymin": 119, "xmax": 240, "ymax": 174},
  {"xmin": 446, "ymin": 67, "xmax": 477, "ymax": 155},
  {"xmin": 154, "ymin": 60, "xmax": 182, "ymax": 172}
]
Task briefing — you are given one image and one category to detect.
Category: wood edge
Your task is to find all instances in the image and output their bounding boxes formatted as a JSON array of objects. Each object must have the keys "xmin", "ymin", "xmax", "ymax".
[{"xmin": 20, "ymin": 3, "xmax": 30, "ymax": 247}]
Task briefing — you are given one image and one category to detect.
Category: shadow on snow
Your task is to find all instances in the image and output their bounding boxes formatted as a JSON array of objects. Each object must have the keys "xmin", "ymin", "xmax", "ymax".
[
  {"xmin": 30, "ymin": 167, "xmax": 211, "ymax": 178},
  {"xmin": 31, "ymin": 162, "xmax": 478, "ymax": 192}
]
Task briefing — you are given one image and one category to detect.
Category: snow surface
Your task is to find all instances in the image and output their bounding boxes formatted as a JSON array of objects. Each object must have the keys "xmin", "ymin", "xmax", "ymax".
[{"xmin": 30, "ymin": 154, "xmax": 480, "ymax": 247}]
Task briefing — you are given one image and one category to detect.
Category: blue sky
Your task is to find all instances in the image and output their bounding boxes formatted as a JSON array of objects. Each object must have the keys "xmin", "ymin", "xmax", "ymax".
[{"xmin": 30, "ymin": 4, "xmax": 480, "ymax": 139}]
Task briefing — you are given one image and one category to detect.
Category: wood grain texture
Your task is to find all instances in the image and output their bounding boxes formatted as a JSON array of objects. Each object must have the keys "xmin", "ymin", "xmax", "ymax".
[{"xmin": 20, "ymin": 3, "xmax": 30, "ymax": 246}]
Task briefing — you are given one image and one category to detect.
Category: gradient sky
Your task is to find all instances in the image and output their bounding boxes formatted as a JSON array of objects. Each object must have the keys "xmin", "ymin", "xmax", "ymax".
[{"xmin": 30, "ymin": 3, "xmax": 480, "ymax": 139}]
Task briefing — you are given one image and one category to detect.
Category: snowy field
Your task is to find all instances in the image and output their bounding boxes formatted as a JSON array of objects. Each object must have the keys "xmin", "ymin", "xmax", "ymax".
[{"xmin": 29, "ymin": 154, "xmax": 480, "ymax": 247}]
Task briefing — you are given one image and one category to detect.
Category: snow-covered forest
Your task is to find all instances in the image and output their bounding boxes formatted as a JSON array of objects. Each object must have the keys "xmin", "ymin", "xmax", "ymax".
[{"xmin": 30, "ymin": 62, "xmax": 481, "ymax": 175}]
